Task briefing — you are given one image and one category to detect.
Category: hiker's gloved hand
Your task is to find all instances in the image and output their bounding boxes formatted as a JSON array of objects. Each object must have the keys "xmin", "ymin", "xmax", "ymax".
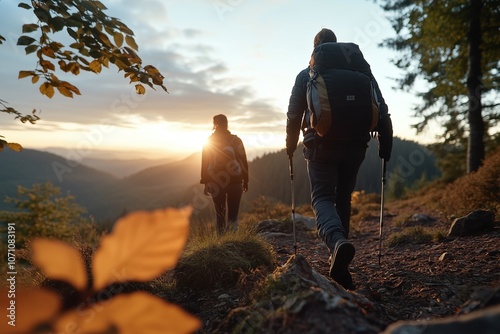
[
  {"xmin": 286, "ymin": 133, "xmax": 298, "ymax": 158},
  {"xmin": 377, "ymin": 112, "xmax": 393, "ymax": 161}
]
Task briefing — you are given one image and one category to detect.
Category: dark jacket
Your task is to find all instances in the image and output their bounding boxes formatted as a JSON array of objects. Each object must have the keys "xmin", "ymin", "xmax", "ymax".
[
  {"xmin": 286, "ymin": 42, "xmax": 391, "ymax": 156},
  {"xmin": 200, "ymin": 130, "xmax": 249, "ymax": 185}
]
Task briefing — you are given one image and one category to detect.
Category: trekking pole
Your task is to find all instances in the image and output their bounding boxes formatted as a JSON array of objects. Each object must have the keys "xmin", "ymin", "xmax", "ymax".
[
  {"xmin": 288, "ymin": 155, "xmax": 298, "ymax": 255},
  {"xmin": 378, "ymin": 158, "xmax": 387, "ymax": 266}
]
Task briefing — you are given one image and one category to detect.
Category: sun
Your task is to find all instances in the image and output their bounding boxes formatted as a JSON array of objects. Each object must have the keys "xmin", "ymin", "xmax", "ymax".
[{"xmin": 132, "ymin": 121, "xmax": 211, "ymax": 155}]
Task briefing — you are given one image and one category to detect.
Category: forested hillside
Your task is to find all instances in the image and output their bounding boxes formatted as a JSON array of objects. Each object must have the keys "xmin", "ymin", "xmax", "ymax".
[
  {"xmin": 0, "ymin": 137, "xmax": 439, "ymax": 223},
  {"xmin": 241, "ymin": 137, "xmax": 440, "ymax": 210},
  {"xmin": 0, "ymin": 149, "xmax": 117, "ymax": 215}
]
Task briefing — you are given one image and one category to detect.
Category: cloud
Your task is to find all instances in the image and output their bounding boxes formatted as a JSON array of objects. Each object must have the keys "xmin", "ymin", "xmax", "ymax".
[{"xmin": 0, "ymin": 0, "xmax": 284, "ymax": 146}]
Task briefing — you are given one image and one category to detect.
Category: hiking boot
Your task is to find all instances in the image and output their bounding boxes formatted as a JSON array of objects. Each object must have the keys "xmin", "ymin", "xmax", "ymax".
[{"xmin": 329, "ymin": 239, "xmax": 356, "ymax": 290}]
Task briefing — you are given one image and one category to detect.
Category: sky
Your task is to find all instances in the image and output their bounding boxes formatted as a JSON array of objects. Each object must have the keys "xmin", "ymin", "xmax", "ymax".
[{"xmin": 0, "ymin": 0, "xmax": 438, "ymax": 161}]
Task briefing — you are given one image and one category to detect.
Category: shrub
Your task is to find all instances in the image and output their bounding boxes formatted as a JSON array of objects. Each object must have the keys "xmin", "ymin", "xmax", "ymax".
[
  {"xmin": 174, "ymin": 228, "xmax": 275, "ymax": 291},
  {"xmin": 440, "ymin": 147, "xmax": 500, "ymax": 217},
  {"xmin": 386, "ymin": 226, "xmax": 447, "ymax": 247},
  {"xmin": 0, "ymin": 182, "xmax": 100, "ymax": 248}
]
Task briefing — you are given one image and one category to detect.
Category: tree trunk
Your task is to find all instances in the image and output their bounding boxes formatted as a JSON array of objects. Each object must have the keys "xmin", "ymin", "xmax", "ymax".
[{"xmin": 466, "ymin": 0, "xmax": 484, "ymax": 173}]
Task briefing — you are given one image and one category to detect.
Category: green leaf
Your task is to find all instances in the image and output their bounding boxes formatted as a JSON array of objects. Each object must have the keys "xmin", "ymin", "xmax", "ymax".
[
  {"xmin": 17, "ymin": 36, "xmax": 36, "ymax": 46},
  {"xmin": 18, "ymin": 2, "xmax": 32, "ymax": 10},
  {"xmin": 94, "ymin": 1, "xmax": 108, "ymax": 10},
  {"xmin": 34, "ymin": 8, "xmax": 51, "ymax": 22},
  {"xmin": 25, "ymin": 45, "xmax": 38, "ymax": 55},
  {"xmin": 80, "ymin": 1, "xmax": 95, "ymax": 12},
  {"xmin": 67, "ymin": 27, "xmax": 78, "ymax": 40},
  {"xmin": 66, "ymin": 18, "xmax": 83, "ymax": 28},
  {"xmin": 51, "ymin": 17, "xmax": 66, "ymax": 32},
  {"xmin": 88, "ymin": 49, "xmax": 102, "ymax": 58},
  {"xmin": 114, "ymin": 21, "xmax": 134, "ymax": 35},
  {"xmin": 22, "ymin": 23, "xmax": 39, "ymax": 33}
]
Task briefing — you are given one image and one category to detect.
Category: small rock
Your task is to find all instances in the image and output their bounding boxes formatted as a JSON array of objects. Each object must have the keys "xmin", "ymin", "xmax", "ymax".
[
  {"xmin": 382, "ymin": 304, "xmax": 500, "ymax": 334},
  {"xmin": 448, "ymin": 209, "xmax": 496, "ymax": 237},
  {"xmin": 259, "ymin": 232, "xmax": 290, "ymax": 240},
  {"xmin": 408, "ymin": 214, "xmax": 435, "ymax": 224},
  {"xmin": 292, "ymin": 213, "xmax": 316, "ymax": 230},
  {"xmin": 218, "ymin": 293, "xmax": 230, "ymax": 300}
]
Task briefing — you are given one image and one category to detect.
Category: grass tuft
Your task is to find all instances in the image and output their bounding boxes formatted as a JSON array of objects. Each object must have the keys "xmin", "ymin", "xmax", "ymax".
[
  {"xmin": 386, "ymin": 226, "xmax": 447, "ymax": 247},
  {"xmin": 174, "ymin": 227, "xmax": 275, "ymax": 291}
]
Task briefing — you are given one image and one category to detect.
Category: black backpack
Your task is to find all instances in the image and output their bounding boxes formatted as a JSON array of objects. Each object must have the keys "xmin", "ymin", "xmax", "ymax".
[{"xmin": 306, "ymin": 42, "xmax": 380, "ymax": 140}]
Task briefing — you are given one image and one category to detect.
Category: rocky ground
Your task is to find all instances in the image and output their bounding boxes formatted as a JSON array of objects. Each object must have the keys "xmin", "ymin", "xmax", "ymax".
[{"xmin": 167, "ymin": 198, "xmax": 500, "ymax": 333}]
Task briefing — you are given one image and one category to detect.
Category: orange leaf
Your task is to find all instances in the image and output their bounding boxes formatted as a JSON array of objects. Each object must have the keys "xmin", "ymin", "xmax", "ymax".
[
  {"xmin": 39, "ymin": 82, "xmax": 55, "ymax": 98},
  {"xmin": 125, "ymin": 35, "xmax": 138, "ymax": 51},
  {"xmin": 61, "ymin": 81, "xmax": 81, "ymax": 95},
  {"xmin": 92, "ymin": 207, "xmax": 192, "ymax": 290},
  {"xmin": 6, "ymin": 142, "xmax": 23, "ymax": 152},
  {"xmin": 89, "ymin": 59, "xmax": 102, "ymax": 73},
  {"xmin": 113, "ymin": 32, "xmax": 124, "ymax": 47},
  {"xmin": 55, "ymin": 292, "xmax": 201, "ymax": 334},
  {"xmin": 31, "ymin": 238, "xmax": 87, "ymax": 290},
  {"xmin": 0, "ymin": 288, "xmax": 61, "ymax": 334},
  {"xmin": 56, "ymin": 85, "xmax": 73, "ymax": 98},
  {"xmin": 18, "ymin": 70, "xmax": 34, "ymax": 79},
  {"xmin": 135, "ymin": 84, "xmax": 146, "ymax": 94}
]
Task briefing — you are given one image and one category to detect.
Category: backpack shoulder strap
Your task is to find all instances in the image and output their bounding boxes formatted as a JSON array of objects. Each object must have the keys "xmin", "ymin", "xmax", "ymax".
[{"xmin": 228, "ymin": 134, "xmax": 239, "ymax": 147}]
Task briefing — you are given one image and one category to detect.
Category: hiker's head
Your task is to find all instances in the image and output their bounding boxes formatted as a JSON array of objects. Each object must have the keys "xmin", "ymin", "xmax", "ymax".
[
  {"xmin": 314, "ymin": 28, "xmax": 337, "ymax": 48},
  {"xmin": 213, "ymin": 114, "xmax": 228, "ymax": 131}
]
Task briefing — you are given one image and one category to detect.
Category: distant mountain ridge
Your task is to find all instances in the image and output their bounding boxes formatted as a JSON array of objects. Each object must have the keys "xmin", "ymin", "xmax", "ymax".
[
  {"xmin": 0, "ymin": 149, "xmax": 117, "ymax": 216},
  {"xmin": 0, "ymin": 138, "xmax": 440, "ymax": 223},
  {"xmin": 81, "ymin": 157, "xmax": 176, "ymax": 178}
]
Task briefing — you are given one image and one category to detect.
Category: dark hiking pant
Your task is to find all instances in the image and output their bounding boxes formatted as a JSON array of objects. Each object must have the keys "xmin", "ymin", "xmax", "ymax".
[
  {"xmin": 305, "ymin": 142, "xmax": 367, "ymax": 251},
  {"xmin": 211, "ymin": 181, "xmax": 243, "ymax": 235}
]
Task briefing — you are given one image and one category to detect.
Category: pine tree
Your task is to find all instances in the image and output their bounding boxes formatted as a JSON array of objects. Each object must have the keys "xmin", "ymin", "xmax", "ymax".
[{"xmin": 377, "ymin": 0, "xmax": 500, "ymax": 172}]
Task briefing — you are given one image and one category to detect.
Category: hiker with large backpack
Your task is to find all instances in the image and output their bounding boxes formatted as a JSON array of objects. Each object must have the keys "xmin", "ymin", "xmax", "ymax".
[
  {"xmin": 201, "ymin": 114, "xmax": 249, "ymax": 235},
  {"xmin": 285, "ymin": 29, "xmax": 393, "ymax": 290}
]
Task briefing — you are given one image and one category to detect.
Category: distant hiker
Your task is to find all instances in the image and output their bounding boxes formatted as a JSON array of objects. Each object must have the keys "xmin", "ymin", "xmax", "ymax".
[
  {"xmin": 201, "ymin": 114, "xmax": 249, "ymax": 235},
  {"xmin": 285, "ymin": 28, "xmax": 393, "ymax": 290}
]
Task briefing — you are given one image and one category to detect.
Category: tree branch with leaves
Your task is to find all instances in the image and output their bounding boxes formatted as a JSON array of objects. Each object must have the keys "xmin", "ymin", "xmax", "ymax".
[{"xmin": 1, "ymin": 0, "xmax": 168, "ymax": 148}]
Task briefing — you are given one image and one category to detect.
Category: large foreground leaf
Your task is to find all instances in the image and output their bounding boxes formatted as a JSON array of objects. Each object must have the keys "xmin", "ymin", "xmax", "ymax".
[{"xmin": 92, "ymin": 207, "xmax": 192, "ymax": 290}]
